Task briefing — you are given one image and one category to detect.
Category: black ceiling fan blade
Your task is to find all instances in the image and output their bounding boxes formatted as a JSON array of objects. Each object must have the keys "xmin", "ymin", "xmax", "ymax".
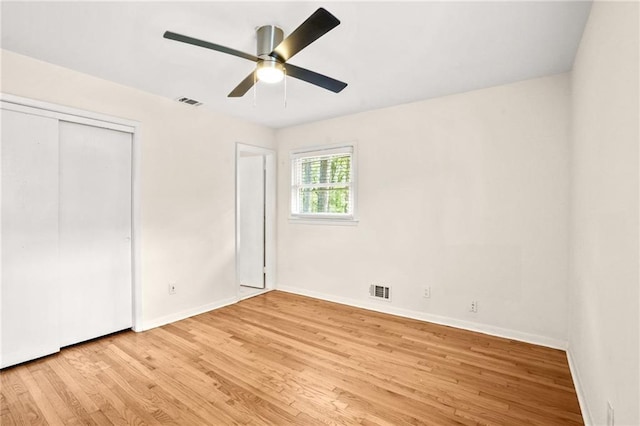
[
  {"xmin": 285, "ymin": 64, "xmax": 347, "ymax": 93},
  {"xmin": 271, "ymin": 8, "xmax": 340, "ymax": 62},
  {"xmin": 228, "ymin": 71, "xmax": 257, "ymax": 97},
  {"xmin": 164, "ymin": 31, "xmax": 259, "ymax": 62}
]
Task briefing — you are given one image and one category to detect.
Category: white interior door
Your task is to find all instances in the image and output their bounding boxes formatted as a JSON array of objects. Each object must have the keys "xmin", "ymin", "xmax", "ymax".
[
  {"xmin": 238, "ymin": 154, "xmax": 265, "ymax": 289},
  {"xmin": 58, "ymin": 121, "xmax": 132, "ymax": 347},
  {"xmin": 1, "ymin": 109, "xmax": 60, "ymax": 368}
]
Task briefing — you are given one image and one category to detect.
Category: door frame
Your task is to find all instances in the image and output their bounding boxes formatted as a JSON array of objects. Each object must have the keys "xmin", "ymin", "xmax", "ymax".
[
  {"xmin": 235, "ymin": 143, "xmax": 276, "ymax": 298},
  {"xmin": 0, "ymin": 93, "xmax": 143, "ymax": 332}
]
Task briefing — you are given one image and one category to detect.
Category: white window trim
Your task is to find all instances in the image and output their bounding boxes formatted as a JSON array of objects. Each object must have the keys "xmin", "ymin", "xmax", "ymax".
[{"xmin": 289, "ymin": 143, "xmax": 358, "ymax": 225}]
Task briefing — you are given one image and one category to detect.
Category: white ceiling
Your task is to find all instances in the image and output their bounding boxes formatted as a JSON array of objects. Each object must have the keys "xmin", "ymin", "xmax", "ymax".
[{"xmin": 1, "ymin": 1, "xmax": 591, "ymax": 129}]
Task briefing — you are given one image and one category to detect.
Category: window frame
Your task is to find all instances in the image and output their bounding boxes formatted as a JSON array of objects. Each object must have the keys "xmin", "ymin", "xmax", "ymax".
[{"xmin": 289, "ymin": 143, "xmax": 358, "ymax": 224}]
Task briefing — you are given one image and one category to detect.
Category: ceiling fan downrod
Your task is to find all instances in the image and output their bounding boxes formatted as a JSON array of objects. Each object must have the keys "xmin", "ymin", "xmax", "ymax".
[{"xmin": 256, "ymin": 25, "xmax": 283, "ymax": 57}]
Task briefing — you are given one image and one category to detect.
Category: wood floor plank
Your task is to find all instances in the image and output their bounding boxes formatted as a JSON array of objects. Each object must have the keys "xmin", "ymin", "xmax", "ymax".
[
  {"xmin": 1, "ymin": 291, "xmax": 583, "ymax": 425},
  {"xmin": 14, "ymin": 367, "xmax": 66, "ymax": 425},
  {"xmin": 1, "ymin": 369, "xmax": 47, "ymax": 425},
  {"xmin": 112, "ymin": 340, "xmax": 244, "ymax": 425}
]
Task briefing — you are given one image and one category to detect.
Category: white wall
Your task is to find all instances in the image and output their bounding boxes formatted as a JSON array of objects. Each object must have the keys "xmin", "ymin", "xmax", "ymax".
[
  {"xmin": 1, "ymin": 50, "xmax": 276, "ymax": 329},
  {"xmin": 276, "ymin": 74, "xmax": 571, "ymax": 348},
  {"xmin": 569, "ymin": 2, "xmax": 640, "ymax": 425}
]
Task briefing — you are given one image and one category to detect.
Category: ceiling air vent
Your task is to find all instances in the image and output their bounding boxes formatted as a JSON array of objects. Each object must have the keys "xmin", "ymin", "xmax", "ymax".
[
  {"xmin": 176, "ymin": 97, "xmax": 203, "ymax": 107},
  {"xmin": 369, "ymin": 284, "xmax": 391, "ymax": 301}
]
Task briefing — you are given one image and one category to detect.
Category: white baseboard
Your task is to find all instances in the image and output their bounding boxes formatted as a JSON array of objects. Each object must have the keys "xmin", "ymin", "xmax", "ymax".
[
  {"xmin": 277, "ymin": 285, "xmax": 567, "ymax": 350},
  {"xmin": 137, "ymin": 296, "xmax": 237, "ymax": 331},
  {"xmin": 136, "ymin": 286, "xmax": 568, "ymax": 349},
  {"xmin": 567, "ymin": 348, "xmax": 593, "ymax": 425}
]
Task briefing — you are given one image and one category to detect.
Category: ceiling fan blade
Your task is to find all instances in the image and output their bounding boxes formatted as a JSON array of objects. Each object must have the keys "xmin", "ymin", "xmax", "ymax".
[
  {"xmin": 228, "ymin": 71, "xmax": 257, "ymax": 97},
  {"xmin": 271, "ymin": 8, "xmax": 340, "ymax": 62},
  {"xmin": 285, "ymin": 64, "xmax": 347, "ymax": 93},
  {"xmin": 164, "ymin": 31, "xmax": 259, "ymax": 62}
]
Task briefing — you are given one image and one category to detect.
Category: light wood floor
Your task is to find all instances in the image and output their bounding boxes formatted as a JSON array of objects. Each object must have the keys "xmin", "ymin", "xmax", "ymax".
[{"xmin": 1, "ymin": 291, "xmax": 583, "ymax": 425}]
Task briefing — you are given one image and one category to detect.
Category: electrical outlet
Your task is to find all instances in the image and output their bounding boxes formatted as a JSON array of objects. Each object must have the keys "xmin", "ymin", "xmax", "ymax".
[
  {"xmin": 607, "ymin": 401, "xmax": 614, "ymax": 426},
  {"xmin": 423, "ymin": 287, "xmax": 431, "ymax": 298},
  {"xmin": 168, "ymin": 282, "xmax": 177, "ymax": 295},
  {"xmin": 470, "ymin": 300, "xmax": 478, "ymax": 313}
]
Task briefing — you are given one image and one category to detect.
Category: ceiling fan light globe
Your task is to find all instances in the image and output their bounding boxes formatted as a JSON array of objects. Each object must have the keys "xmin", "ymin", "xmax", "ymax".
[{"xmin": 257, "ymin": 61, "xmax": 284, "ymax": 84}]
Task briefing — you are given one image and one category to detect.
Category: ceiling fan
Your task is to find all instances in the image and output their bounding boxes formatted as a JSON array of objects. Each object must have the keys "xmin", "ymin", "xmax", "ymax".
[{"xmin": 164, "ymin": 7, "xmax": 348, "ymax": 98}]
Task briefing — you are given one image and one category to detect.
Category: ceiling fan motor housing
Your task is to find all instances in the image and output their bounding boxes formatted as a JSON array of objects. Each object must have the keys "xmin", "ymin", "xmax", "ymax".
[{"xmin": 257, "ymin": 25, "xmax": 284, "ymax": 59}]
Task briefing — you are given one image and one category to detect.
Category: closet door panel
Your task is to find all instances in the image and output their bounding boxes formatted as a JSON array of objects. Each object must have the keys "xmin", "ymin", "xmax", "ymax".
[
  {"xmin": 58, "ymin": 122, "xmax": 132, "ymax": 347},
  {"xmin": 1, "ymin": 109, "xmax": 60, "ymax": 368}
]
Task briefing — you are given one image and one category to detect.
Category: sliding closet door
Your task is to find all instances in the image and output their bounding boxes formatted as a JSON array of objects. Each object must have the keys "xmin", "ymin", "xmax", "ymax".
[
  {"xmin": 1, "ymin": 109, "xmax": 60, "ymax": 368},
  {"xmin": 58, "ymin": 121, "xmax": 132, "ymax": 347}
]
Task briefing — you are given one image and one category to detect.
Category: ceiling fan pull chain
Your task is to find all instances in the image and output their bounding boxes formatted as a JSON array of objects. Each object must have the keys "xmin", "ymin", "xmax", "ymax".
[
  {"xmin": 253, "ymin": 71, "xmax": 257, "ymax": 107},
  {"xmin": 284, "ymin": 66, "xmax": 287, "ymax": 109}
]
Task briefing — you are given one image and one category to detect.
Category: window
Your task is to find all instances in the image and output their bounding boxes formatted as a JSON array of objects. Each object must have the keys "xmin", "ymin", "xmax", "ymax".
[{"xmin": 290, "ymin": 145, "xmax": 356, "ymax": 221}]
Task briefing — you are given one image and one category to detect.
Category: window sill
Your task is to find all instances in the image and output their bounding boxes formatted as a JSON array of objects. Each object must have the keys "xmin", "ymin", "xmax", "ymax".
[{"xmin": 288, "ymin": 216, "xmax": 359, "ymax": 226}]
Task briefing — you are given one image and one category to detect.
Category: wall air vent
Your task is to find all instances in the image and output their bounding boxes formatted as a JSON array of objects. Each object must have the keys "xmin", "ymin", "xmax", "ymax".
[
  {"xmin": 176, "ymin": 97, "xmax": 203, "ymax": 107},
  {"xmin": 369, "ymin": 284, "xmax": 391, "ymax": 301}
]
